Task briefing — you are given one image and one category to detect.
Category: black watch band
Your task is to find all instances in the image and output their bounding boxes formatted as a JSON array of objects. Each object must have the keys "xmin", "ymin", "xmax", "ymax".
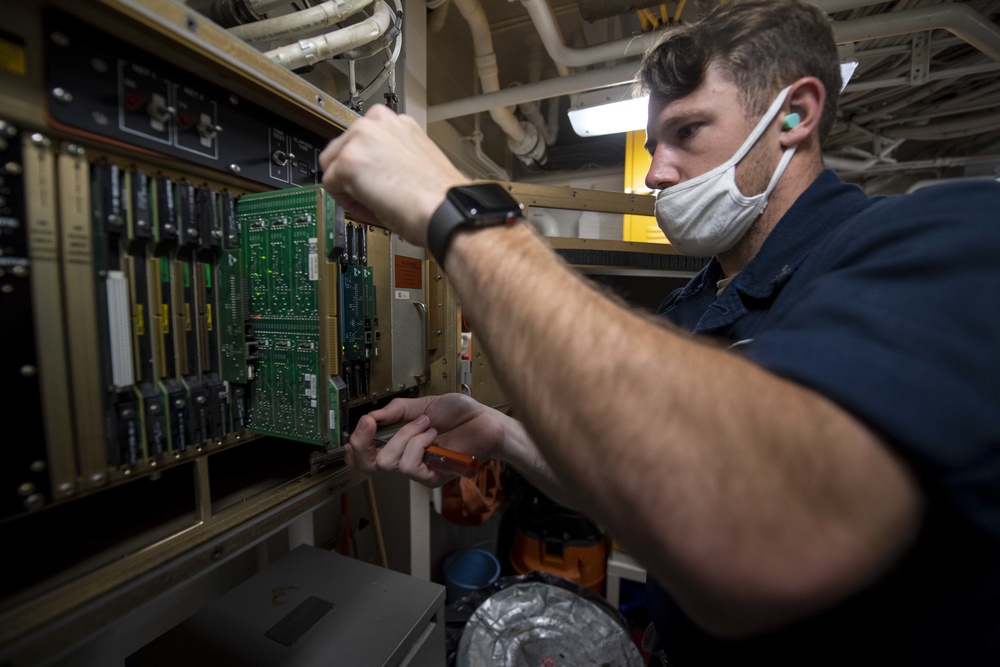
[
  {"xmin": 426, "ymin": 196, "xmax": 467, "ymax": 267},
  {"xmin": 426, "ymin": 184, "xmax": 524, "ymax": 266}
]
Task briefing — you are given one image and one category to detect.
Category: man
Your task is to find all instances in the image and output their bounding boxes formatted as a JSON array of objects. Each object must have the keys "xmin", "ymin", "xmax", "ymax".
[{"xmin": 319, "ymin": 0, "xmax": 1000, "ymax": 663}]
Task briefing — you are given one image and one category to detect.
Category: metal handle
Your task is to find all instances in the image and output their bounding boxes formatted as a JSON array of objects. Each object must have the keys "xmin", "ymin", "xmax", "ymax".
[{"xmin": 413, "ymin": 300, "xmax": 428, "ymax": 383}]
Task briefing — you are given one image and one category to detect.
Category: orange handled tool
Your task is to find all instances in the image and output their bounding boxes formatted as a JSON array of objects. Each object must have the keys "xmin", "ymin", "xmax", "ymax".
[
  {"xmin": 419, "ymin": 444, "xmax": 479, "ymax": 478},
  {"xmin": 372, "ymin": 426, "xmax": 479, "ymax": 479},
  {"xmin": 308, "ymin": 423, "xmax": 480, "ymax": 478}
]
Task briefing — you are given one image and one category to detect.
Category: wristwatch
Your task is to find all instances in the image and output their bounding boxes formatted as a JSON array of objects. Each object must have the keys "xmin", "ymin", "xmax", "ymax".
[{"xmin": 426, "ymin": 183, "xmax": 524, "ymax": 266}]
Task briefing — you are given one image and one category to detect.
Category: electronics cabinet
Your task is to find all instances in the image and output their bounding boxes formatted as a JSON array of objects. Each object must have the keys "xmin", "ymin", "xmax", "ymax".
[
  {"xmin": 0, "ymin": 2, "xmax": 684, "ymax": 664},
  {"xmin": 0, "ymin": 2, "xmax": 408, "ymax": 664}
]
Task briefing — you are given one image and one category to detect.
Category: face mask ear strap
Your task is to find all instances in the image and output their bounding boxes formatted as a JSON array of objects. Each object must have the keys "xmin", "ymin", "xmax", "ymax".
[
  {"xmin": 656, "ymin": 86, "xmax": 795, "ymax": 197},
  {"xmin": 728, "ymin": 86, "xmax": 792, "ymax": 165}
]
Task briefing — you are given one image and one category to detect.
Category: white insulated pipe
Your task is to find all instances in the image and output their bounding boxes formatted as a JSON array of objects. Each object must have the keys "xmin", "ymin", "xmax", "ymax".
[
  {"xmin": 515, "ymin": 0, "xmax": 914, "ymax": 75},
  {"xmin": 522, "ymin": 0, "xmax": 1000, "ymax": 74},
  {"xmin": 428, "ymin": 61, "xmax": 639, "ymax": 123},
  {"xmin": 430, "ymin": 2, "xmax": 1000, "ymax": 122},
  {"xmin": 520, "ymin": 0, "xmax": 656, "ymax": 69},
  {"xmin": 264, "ymin": 0, "xmax": 393, "ymax": 70},
  {"xmin": 451, "ymin": 0, "xmax": 529, "ymax": 145},
  {"xmin": 518, "ymin": 49, "xmax": 559, "ymax": 145},
  {"xmin": 229, "ymin": 0, "xmax": 376, "ymax": 46}
]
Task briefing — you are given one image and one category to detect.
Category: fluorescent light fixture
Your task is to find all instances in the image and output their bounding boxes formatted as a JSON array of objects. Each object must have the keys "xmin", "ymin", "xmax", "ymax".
[
  {"xmin": 568, "ymin": 84, "xmax": 648, "ymax": 137},
  {"xmin": 567, "ymin": 62, "xmax": 859, "ymax": 138},
  {"xmin": 840, "ymin": 61, "xmax": 858, "ymax": 91}
]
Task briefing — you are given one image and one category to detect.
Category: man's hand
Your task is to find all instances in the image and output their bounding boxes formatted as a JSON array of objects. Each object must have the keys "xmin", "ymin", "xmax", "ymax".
[
  {"xmin": 318, "ymin": 104, "xmax": 468, "ymax": 246},
  {"xmin": 347, "ymin": 394, "xmax": 507, "ymax": 486}
]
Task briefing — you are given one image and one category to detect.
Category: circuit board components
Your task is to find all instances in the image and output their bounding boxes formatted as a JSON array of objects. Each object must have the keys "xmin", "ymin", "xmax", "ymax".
[{"xmin": 237, "ymin": 185, "xmax": 344, "ymax": 446}]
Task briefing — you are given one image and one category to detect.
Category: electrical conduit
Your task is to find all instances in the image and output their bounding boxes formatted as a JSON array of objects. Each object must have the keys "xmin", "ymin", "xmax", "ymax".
[
  {"xmin": 228, "ymin": 0, "xmax": 376, "ymax": 46},
  {"xmin": 264, "ymin": 0, "xmax": 394, "ymax": 70}
]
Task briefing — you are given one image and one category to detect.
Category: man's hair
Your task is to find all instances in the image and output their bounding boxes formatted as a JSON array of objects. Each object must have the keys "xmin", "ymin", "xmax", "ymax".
[{"xmin": 638, "ymin": 0, "xmax": 841, "ymax": 144}]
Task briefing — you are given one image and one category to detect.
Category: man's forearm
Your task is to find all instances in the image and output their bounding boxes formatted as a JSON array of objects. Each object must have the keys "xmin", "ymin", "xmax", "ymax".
[
  {"xmin": 492, "ymin": 408, "xmax": 579, "ymax": 509},
  {"xmin": 443, "ymin": 221, "xmax": 923, "ymax": 635}
]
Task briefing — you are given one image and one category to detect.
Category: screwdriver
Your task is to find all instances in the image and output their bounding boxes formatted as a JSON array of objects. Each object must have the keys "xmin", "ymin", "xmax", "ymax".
[
  {"xmin": 308, "ymin": 424, "xmax": 480, "ymax": 478},
  {"xmin": 371, "ymin": 424, "xmax": 479, "ymax": 478}
]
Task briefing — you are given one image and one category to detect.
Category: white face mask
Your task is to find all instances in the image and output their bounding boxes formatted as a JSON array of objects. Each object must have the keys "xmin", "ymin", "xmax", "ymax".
[{"xmin": 654, "ymin": 86, "xmax": 796, "ymax": 257}]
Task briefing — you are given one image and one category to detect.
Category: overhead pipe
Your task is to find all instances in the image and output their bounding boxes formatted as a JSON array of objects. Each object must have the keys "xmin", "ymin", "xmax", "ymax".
[
  {"xmin": 347, "ymin": 3, "xmax": 404, "ymax": 106},
  {"xmin": 209, "ymin": 0, "xmax": 292, "ymax": 27},
  {"xmin": 517, "ymin": 0, "xmax": 896, "ymax": 73},
  {"xmin": 851, "ymin": 71, "xmax": 1000, "ymax": 130},
  {"xmin": 881, "ymin": 111, "xmax": 1000, "ymax": 140},
  {"xmin": 467, "ymin": 111, "xmax": 511, "ymax": 181},
  {"xmin": 834, "ymin": 4, "xmax": 1000, "ymax": 62},
  {"xmin": 520, "ymin": 0, "xmax": 656, "ymax": 69},
  {"xmin": 822, "ymin": 141, "xmax": 901, "ymax": 172},
  {"xmin": 428, "ymin": 0, "xmax": 450, "ymax": 33},
  {"xmin": 513, "ymin": 88, "xmax": 555, "ymax": 145},
  {"xmin": 810, "ymin": 0, "xmax": 899, "ymax": 13},
  {"xmin": 844, "ymin": 62, "xmax": 1000, "ymax": 92},
  {"xmin": 451, "ymin": 0, "xmax": 547, "ymax": 165},
  {"xmin": 823, "ymin": 155, "xmax": 879, "ymax": 172},
  {"xmin": 873, "ymin": 97, "xmax": 1000, "ymax": 129},
  {"xmin": 263, "ymin": 0, "xmax": 393, "ymax": 70},
  {"xmin": 518, "ymin": 47, "xmax": 560, "ymax": 145},
  {"xmin": 421, "ymin": 0, "xmax": 705, "ymax": 121},
  {"xmin": 916, "ymin": 79, "xmax": 1000, "ymax": 116},
  {"xmin": 428, "ymin": 61, "xmax": 640, "ymax": 122},
  {"xmin": 905, "ymin": 176, "xmax": 1000, "ymax": 193},
  {"xmin": 825, "ymin": 153, "xmax": 1000, "ymax": 175},
  {"xmin": 851, "ymin": 80, "xmax": 949, "ymax": 124},
  {"xmin": 228, "ymin": 0, "xmax": 375, "ymax": 45},
  {"xmin": 839, "ymin": 35, "xmax": 963, "ymax": 60},
  {"xmin": 430, "ymin": 2, "xmax": 1000, "ymax": 122}
]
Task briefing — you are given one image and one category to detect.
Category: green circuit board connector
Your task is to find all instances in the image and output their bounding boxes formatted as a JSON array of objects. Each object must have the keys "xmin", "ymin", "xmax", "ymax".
[{"xmin": 237, "ymin": 185, "xmax": 337, "ymax": 445}]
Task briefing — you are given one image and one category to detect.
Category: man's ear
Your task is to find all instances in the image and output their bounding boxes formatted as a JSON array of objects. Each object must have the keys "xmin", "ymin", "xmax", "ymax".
[{"xmin": 780, "ymin": 77, "xmax": 825, "ymax": 147}]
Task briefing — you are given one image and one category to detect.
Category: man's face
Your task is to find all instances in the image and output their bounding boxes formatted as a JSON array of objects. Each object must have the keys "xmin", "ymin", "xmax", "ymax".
[{"xmin": 643, "ymin": 67, "xmax": 776, "ymax": 195}]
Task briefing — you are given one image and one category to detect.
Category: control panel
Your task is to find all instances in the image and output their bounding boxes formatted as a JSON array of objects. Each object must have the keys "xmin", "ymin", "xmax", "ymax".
[{"xmin": 44, "ymin": 10, "xmax": 330, "ymax": 188}]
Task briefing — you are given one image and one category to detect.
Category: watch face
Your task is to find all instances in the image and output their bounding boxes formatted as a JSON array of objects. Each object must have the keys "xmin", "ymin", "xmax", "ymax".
[{"xmin": 449, "ymin": 184, "xmax": 522, "ymax": 226}]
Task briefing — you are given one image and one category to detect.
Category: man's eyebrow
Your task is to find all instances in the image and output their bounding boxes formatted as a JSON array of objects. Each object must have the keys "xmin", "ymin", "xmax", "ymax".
[{"xmin": 644, "ymin": 108, "xmax": 702, "ymax": 154}]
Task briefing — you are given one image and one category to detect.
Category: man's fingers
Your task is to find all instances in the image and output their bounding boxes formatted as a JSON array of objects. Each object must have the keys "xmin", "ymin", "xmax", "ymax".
[
  {"xmin": 364, "ymin": 399, "xmax": 409, "ymax": 429},
  {"xmin": 317, "ymin": 133, "xmax": 345, "ymax": 171},
  {"xmin": 345, "ymin": 413, "xmax": 380, "ymax": 473},
  {"xmin": 397, "ymin": 427, "xmax": 441, "ymax": 480},
  {"xmin": 374, "ymin": 414, "xmax": 430, "ymax": 472}
]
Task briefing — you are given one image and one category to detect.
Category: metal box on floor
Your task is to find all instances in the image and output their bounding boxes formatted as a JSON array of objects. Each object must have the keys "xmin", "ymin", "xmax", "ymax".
[{"xmin": 125, "ymin": 544, "xmax": 446, "ymax": 667}]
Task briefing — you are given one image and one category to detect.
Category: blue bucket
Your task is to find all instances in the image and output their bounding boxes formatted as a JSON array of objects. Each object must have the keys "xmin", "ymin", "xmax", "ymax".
[{"xmin": 443, "ymin": 549, "xmax": 501, "ymax": 603}]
